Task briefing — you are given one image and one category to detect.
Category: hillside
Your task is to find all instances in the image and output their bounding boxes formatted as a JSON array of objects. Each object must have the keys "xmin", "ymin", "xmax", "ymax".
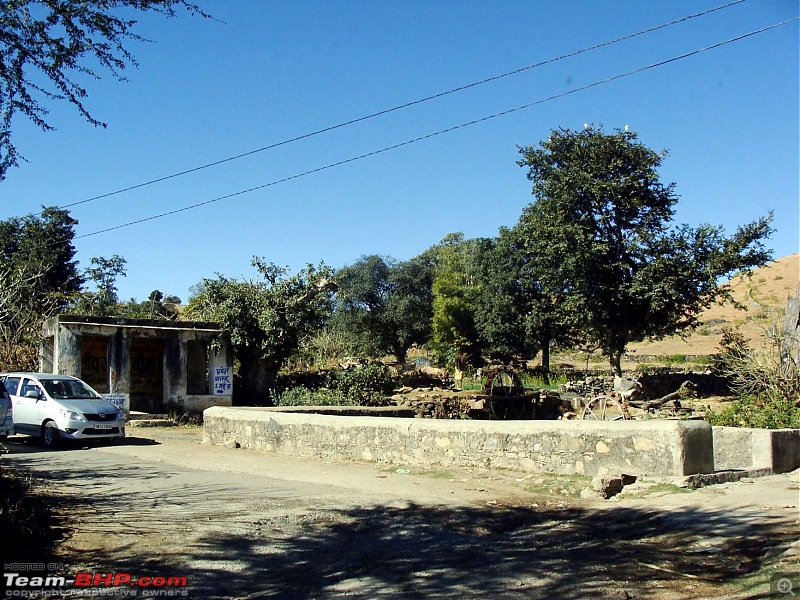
[{"xmin": 627, "ymin": 253, "xmax": 799, "ymax": 358}]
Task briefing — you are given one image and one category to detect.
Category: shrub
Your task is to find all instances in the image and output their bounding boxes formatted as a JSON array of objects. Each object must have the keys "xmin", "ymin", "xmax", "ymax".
[
  {"xmin": 327, "ymin": 363, "xmax": 398, "ymax": 406},
  {"xmin": 275, "ymin": 386, "xmax": 351, "ymax": 407},
  {"xmin": 706, "ymin": 395, "xmax": 800, "ymax": 429},
  {"xmin": 666, "ymin": 354, "xmax": 687, "ymax": 365},
  {"xmin": 708, "ymin": 325, "xmax": 800, "ymax": 429}
]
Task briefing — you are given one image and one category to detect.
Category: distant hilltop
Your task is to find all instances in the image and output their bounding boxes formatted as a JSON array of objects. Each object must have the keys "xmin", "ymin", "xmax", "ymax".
[{"xmin": 629, "ymin": 253, "xmax": 799, "ymax": 357}]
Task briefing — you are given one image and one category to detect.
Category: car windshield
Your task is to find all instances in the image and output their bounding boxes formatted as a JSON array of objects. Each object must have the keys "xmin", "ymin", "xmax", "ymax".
[{"xmin": 41, "ymin": 379, "xmax": 101, "ymax": 400}]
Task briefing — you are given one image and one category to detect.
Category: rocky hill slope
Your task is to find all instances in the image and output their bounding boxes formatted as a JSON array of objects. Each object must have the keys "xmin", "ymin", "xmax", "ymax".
[{"xmin": 628, "ymin": 253, "xmax": 799, "ymax": 358}]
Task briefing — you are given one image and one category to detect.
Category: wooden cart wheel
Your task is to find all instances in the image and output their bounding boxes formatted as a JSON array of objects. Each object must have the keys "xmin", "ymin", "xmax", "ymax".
[
  {"xmin": 489, "ymin": 370, "xmax": 518, "ymax": 396},
  {"xmin": 489, "ymin": 396, "xmax": 527, "ymax": 420},
  {"xmin": 582, "ymin": 394, "xmax": 628, "ymax": 421}
]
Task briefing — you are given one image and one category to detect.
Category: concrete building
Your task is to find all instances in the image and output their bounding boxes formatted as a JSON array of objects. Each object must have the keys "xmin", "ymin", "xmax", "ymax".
[{"xmin": 41, "ymin": 315, "xmax": 234, "ymax": 415}]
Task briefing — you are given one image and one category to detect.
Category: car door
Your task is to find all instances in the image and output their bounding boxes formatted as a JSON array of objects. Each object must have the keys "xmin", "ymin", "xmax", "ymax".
[{"xmin": 8, "ymin": 376, "xmax": 43, "ymax": 435}]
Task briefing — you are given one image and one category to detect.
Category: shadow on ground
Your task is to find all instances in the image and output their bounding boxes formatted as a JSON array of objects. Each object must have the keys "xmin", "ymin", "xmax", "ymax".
[{"xmin": 6, "ymin": 453, "xmax": 798, "ymax": 599}]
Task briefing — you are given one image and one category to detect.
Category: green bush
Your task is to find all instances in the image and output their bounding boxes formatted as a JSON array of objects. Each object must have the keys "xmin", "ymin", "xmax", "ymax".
[
  {"xmin": 275, "ymin": 386, "xmax": 351, "ymax": 407},
  {"xmin": 327, "ymin": 363, "xmax": 399, "ymax": 406},
  {"xmin": 520, "ymin": 371, "xmax": 568, "ymax": 390},
  {"xmin": 665, "ymin": 354, "xmax": 687, "ymax": 364},
  {"xmin": 706, "ymin": 395, "xmax": 800, "ymax": 429}
]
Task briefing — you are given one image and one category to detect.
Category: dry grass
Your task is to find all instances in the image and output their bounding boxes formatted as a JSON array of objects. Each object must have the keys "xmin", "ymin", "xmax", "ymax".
[{"xmin": 628, "ymin": 253, "xmax": 799, "ymax": 359}]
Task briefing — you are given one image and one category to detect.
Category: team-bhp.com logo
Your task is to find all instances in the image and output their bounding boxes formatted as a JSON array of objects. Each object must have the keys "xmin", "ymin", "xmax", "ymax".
[{"xmin": 3, "ymin": 565, "xmax": 189, "ymax": 597}]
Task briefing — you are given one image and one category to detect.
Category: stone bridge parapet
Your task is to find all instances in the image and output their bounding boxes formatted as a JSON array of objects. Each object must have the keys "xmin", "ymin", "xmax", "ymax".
[{"xmin": 203, "ymin": 407, "xmax": 715, "ymax": 480}]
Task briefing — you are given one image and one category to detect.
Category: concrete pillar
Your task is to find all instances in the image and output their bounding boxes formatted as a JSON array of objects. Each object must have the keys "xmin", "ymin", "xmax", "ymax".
[
  {"xmin": 55, "ymin": 326, "xmax": 81, "ymax": 376},
  {"xmin": 165, "ymin": 333, "xmax": 188, "ymax": 401},
  {"xmin": 108, "ymin": 328, "xmax": 131, "ymax": 396}
]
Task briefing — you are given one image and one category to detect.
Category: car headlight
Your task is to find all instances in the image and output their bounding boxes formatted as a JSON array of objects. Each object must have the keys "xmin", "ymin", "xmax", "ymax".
[
  {"xmin": 60, "ymin": 409, "xmax": 86, "ymax": 422},
  {"xmin": 117, "ymin": 409, "xmax": 125, "ymax": 421}
]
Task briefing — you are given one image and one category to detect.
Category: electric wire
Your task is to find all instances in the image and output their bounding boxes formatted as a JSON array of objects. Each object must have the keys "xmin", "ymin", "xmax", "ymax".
[
  {"xmin": 55, "ymin": 0, "xmax": 748, "ymax": 210},
  {"xmin": 71, "ymin": 17, "xmax": 798, "ymax": 242}
]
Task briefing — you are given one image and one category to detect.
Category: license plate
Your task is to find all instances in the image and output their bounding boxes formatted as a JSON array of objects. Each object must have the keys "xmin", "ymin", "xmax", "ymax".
[{"xmin": 95, "ymin": 424, "xmax": 112, "ymax": 430}]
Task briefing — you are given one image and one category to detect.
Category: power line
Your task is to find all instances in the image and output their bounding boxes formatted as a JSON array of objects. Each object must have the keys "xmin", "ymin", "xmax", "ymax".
[
  {"xmin": 72, "ymin": 17, "xmax": 798, "ymax": 242},
  {"xmin": 57, "ymin": 0, "xmax": 748, "ymax": 210}
]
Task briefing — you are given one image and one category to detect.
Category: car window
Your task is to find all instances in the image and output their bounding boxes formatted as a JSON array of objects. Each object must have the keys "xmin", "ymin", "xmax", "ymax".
[
  {"xmin": 41, "ymin": 378, "xmax": 101, "ymax": 400},
  {"xmin": 4, "ymin": 377, "xmax": 21, "ymax": 395},
  {"xmin": 0, "ymin": 380, "xmax": 8, "ymax": 401},
  {"xmin": 20, "ymin": 378, "xmax": 43, "ymax": 398}
]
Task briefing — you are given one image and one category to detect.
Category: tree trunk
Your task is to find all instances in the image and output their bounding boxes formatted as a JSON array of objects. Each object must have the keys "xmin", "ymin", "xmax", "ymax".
[
  {"xmin": 610, "ymin": 351, "xmax": 623, "ymax": 377},
  {"xmin": 541, "ymin": 339, "xmax": 550, "ymax": 373}
]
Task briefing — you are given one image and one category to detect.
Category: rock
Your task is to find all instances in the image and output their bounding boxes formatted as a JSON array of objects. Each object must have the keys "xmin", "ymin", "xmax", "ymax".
[{"xmin": 592, "ymin": 476, "xmax": 624, "ymax": 499}]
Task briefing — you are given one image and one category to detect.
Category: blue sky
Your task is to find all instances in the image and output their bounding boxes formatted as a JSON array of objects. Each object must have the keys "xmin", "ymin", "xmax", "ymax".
[{"xmin": 1, "ymin": 0, "xmax": 797, "ymax": 302}]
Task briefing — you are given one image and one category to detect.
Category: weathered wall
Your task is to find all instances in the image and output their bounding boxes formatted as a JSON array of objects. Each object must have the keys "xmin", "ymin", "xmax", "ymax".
[
  {"xmin": 168, "ymin": 394, "xmax": 232, "ymax": 415},
  {"xmin": 203, "ymin": 407, "xmax": 715, "ymax": 479},
  {"xmin": 713, "ymin": 426, "xmax": 800, "ymax": 473}
]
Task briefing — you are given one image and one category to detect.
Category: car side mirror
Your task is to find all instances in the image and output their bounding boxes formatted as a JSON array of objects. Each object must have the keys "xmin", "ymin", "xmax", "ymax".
[{"xmin": 25, "ymin": 389, "xmax": 42, "ymax": 399}]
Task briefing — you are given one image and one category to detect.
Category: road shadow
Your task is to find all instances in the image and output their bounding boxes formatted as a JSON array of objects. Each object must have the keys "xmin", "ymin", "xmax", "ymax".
[
  {"xmin": 4, "ymin": 453, "xmax": 797, "ymax": 599},
  {"xmin": 2, "ymin": 434, "xmax": 159, "ymax": 454},
  {"xmin": 40, "ymin": 491, "xmax": 800, "ymax": 597}
]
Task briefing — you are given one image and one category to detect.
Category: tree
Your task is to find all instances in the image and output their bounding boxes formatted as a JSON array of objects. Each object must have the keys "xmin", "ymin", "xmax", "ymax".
[
  {"xmin": 332, "ymin": 255, "xmax": 393, "ymax": 358},
  {"xmin": 516, "ymin": 125, "xmax": 773, "ymax": 375},
  {"xmin": 70, "ymin": 255, "xmax": 127, "ymax": 316},
  {"xmin": 0, "ymin": 0, "xmax": 208, "ymax": 180},
  {"xmin": 429, "ymin": 233, "xmax": 492, "ymax": 364},
  {"xmin": 476, "ymin": 224, "xmax": 580, "ymax": 371},
  {"xmin": 384, "ymin": 254, "xmax": 435, "ymax": 362},
  {"xmin": 183, "ymin": 258, "xmax": 336, "ymax": 403},
  {"xmin": 0, "ymin": 206, "xmax": 82, "ymax": 300},
  {"xmin": 332, "ymin": 254, "xmax": 434, "ymax": 363},
  {"xmin": 0, "ymin": 207, "xmax": 82, "ymax": 370},
  {"xmin": 117, "ymin": 289, "xmax": 181, "ymax": 319}
]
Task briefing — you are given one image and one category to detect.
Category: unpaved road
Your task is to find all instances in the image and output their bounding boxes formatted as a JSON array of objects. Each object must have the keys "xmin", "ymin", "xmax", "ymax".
[{"xmin": 3, "ymin": 427, "xmax": 799, "ymax": 599}]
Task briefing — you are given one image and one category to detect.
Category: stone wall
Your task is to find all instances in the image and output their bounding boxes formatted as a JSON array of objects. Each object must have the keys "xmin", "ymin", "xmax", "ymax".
[
  {"xmin": 203, "ymin": 407, "xmax": 715, "ymax": 479},
  {"xmin": 713, "ymin": 426, "xmax": 800, "ymax": 473}
]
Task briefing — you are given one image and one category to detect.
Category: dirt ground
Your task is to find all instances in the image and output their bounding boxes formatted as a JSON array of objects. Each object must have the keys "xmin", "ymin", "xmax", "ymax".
[{"xmin": 3, "ymin": 426, "xmax": 799, "ymax": 599}]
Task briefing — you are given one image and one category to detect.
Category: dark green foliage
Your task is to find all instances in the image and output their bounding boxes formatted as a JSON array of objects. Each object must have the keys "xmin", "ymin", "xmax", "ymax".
[
  {"xmin": 332, "ymin": 254, "xmax": 434, "ymax": 362},
  {"xmin": 705, "ymin": 395, "xmax": 800, "ymax": 429},
  {"xmin": 515, "ymin": 126, "xmax": 773, "ymax": 375},
  {"xmin": 0, "ymin": 206, "xmax": 82, "ymax": 300},
  {"xmin": 275, "ymin": 386, "xmax": 351, "ymax": 407},
  {"xmin": 327, "ymin": 363, "xmax": 398, "ymax": 406},
  {"xmin": 0, "ymin": 207, "xmax": 81, "ymax": 370},
  {"xmin": 476, "ymin": 225, "xmax": 580, "ymax": 369}
]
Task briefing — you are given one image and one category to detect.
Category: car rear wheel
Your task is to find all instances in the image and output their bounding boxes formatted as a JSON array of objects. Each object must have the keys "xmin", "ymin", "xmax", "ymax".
[{"xmin": 42, "ymin": 421, "xmax": 60, "ymax": 448}]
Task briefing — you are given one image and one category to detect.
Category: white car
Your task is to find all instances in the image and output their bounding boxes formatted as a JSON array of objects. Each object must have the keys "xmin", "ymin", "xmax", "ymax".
[{"xmin": 1, "ymin": 373, "xmax": 125, "ymax": 448}]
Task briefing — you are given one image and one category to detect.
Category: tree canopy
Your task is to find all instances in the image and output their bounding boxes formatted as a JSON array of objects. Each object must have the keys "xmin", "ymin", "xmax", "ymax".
[
  {"xmin": 332, "ymin": 254, "xmax": 434, "ymax": 362},
  {"xmin": 429, "ymin": 232, "xmax": 492, "ymax": 364},
  {"xmin": 0, "ymin": 0, "xmax": 208, "ymax": 179},
  {"xmin": 184, "ymin": 259, "xmax": 336, "ymax": 402},
  {"xmin": 515, "ymin": 125, "xmax": 773, "ymax": 374},
  {"xmin": 0, "ymin": 207, "xmax": 81, "ymax": 369}
]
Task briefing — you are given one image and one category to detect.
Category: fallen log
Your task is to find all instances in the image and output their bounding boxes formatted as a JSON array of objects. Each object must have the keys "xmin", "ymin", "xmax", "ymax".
[{"xmin": 635, "ymin": 380, "xmax": 697, "ymax": 410}]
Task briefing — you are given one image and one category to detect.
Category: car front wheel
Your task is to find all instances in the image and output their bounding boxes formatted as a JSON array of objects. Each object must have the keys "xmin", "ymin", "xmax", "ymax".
[{"xmin": 42, "ymin": 421, "xmax": 60, "ymax": 448}]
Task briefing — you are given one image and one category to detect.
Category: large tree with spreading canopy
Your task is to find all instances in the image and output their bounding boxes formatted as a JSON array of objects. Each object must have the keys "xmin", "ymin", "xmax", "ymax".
[{"xmin": 515, "ymin": 125, "xmax": 773, "ymax": 375}]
